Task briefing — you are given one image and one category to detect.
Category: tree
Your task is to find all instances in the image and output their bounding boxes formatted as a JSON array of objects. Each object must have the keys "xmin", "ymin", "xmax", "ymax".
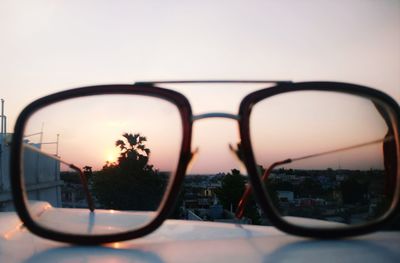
[
  {"xmin": 215, "ymin": 169, "xmax": 245, "ymax": 212},
  {"xmin": 264, "ymin": 180, "xmax": 283, "ymax": 212},
  {"xmin": 340, "ymin": 178, "xmax": 368, "ymax": 205},
  {"xmin": 297, "ymin": 178, "xmax": 323, "ymax": 198},
  {"xmin": 92, "ymin": 133, "xmax": 166, "ymax": 211},
  {"xmin": 114, "ymin": 133, "xmax": 152, "ymax": 172},
  {"xmin": 215, "ymin": 169, "xmax": 261, "ymax": 224},
  {"xmin": 259, "ymin": 165, "xmax": 281, "ymax": 214}
]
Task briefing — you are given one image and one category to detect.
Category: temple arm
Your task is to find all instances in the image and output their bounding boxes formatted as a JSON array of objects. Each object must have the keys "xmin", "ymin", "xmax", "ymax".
[
  {"xmin": 235, "ymin": 159, "xmax": 291, "ymax": 219},
  {"xmin": 235, "ymin": 137, "xmax": 393, "ymax": 219},
  {"xmin": 23, "ymin": 143, "xmax": 95, "ymax": 212}
]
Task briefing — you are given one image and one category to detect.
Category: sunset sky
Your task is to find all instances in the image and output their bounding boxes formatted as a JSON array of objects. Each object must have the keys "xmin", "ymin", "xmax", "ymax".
[{"xmin": 1, "ymin": 1, "xmax": 399, "ymax": 173}]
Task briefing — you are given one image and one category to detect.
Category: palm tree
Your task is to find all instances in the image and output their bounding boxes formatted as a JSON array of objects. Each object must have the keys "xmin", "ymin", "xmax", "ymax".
[
  {"xmin": 92, "ymin": 132, "xmax": 165, "ymax": 211},
  {"xmin": 115, "ymin": 133, "xmax": 151, "ymax": 170}
]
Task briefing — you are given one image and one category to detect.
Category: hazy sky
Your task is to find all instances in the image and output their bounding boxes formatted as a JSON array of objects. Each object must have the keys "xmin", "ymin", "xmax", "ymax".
[{"xmin": 1, "ymin": 1, "xmax": 399, "ymax": 173}]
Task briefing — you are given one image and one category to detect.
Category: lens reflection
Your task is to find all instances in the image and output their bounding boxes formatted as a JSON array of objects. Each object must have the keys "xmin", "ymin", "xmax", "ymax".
[
  {"xmin": 250, "ymin": 91, "xmax": 395, "ymax": 227},
  {"xmin": 22, "ymin": 95, "xmax": 182, "ymax": 235}
]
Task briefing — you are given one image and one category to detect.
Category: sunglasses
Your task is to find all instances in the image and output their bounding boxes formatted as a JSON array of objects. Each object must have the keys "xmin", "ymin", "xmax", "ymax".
[{"xmin": 9, "ymin": 81, "xmax": 400, "ymax": 244}]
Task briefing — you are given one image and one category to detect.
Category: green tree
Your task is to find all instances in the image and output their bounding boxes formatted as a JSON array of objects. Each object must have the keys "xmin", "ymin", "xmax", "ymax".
[
  {"xmin": 60, "ymin": 171, "xmax": 81, "ymax": 184},
  {"xmin": 92, "ymin": 133, "xmax": 166, "ymax": 211},
  {"xmin": 215, "ymin": 169, "xmax": 244, "ymax": 211},
  {"xmin": 340, "ymin": 177, "xmax": 368, "ymax": 204},
  {"xmin": 264, "ymin": 180, "xmax": 283, "ymax": 212},
  {"xmin": 215, "ymin": 169, "xmax": 261, "ymax": 224},
  {"xmin": 297, "ymin": 178, "xmax": 323, "ymax": 198},
  {"xmin": 259, "ymin": 165, "xmax": 281, "ymax": 214}
]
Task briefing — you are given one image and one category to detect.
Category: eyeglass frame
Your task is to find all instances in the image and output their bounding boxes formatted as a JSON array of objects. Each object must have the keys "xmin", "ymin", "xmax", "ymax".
[{"xmin": 10, "ymin": 80, "xmax": 400, "ymax": 244}]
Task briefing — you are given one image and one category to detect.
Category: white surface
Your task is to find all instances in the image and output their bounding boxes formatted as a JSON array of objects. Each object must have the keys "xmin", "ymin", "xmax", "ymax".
[
  {"xmin": 0, "ymin": 208, "xmax": 399, "ymax": 263},
  {"xmin": 27, "ymin": 202, "xmax": 155, "ymax": 235}
]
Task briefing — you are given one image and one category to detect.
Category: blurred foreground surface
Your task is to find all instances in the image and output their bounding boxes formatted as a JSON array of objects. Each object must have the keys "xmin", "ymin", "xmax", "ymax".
[{"xmin": 0, "ymin": 206, "xmax": 399, "ymax": 263}]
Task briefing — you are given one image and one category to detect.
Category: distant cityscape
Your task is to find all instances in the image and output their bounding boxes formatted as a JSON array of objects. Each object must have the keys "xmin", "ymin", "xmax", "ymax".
[
  {"xmin": 61, "ymin": 166, "xmax": 389, "ymax": 226},
  {"xmin": 160, "ymin": 168, "xmax": 388, "ymax": 225},
  {"xmin": 0, "ymin": 115, "xmax": 393, "ymax": 229},
  {"xmin": 0, "ymin": 131, "xmax": 391, "ymax": 227}
]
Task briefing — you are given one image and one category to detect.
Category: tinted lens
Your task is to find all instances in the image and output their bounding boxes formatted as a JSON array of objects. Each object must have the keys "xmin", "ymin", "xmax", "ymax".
[
  {"xmin": 22, "ymin": 94, "xmax": 182, "ymax": 235},
  {"xmin": 250, "ymin": 91, "xmax": 398, "ymax": 228}
]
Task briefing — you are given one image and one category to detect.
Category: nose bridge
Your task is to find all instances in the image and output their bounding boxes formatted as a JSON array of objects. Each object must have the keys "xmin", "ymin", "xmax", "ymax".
[
  {"xmin": 187, "ymin": 112, "xmax": 245, "ymax": 175},
  {"xmin": 192, "ymin": 112, "xmax": 240, "ymax": 122}
]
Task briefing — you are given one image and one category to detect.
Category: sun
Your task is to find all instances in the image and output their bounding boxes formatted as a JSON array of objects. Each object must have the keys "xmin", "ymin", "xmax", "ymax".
[{"xmin": 106, "ymin": 152, "xmax": 117, "ymax": 164}]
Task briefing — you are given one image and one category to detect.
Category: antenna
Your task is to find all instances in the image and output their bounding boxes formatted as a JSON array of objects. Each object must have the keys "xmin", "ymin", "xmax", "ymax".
[
  {"xmin": 0, "ymin": 99, "xmax": 6, "ymax": 134},
  {"xmin": 24, "ymin": 123, "xmax": 60, "ymax": 156},
  {"xmin": 39, "ymin": 123, "xmax": 44, "ymax": 149},
  {"xmin": 56, "ymin": 134, "xmax": 59, "ymax": 156}
]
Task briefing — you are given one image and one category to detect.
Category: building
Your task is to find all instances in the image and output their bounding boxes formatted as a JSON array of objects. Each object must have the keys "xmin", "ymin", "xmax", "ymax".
[
  {"xmin": 0, "ymin": 133, "xmax": 62, "ymax": 211},
  {"xmin": 277, "ymin": 190, "xmax": 294, "ymax": 202}
]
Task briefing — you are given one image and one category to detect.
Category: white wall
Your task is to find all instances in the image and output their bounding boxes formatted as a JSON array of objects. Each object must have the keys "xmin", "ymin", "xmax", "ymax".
[{"xmin": 0, "ymin": 134, "xmax": 62, "ymax": 211}]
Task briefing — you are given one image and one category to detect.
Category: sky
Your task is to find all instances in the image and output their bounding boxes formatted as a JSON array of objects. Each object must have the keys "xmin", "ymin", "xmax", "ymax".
[{"xmin": 0, "ymin": 0, "xmax": 399, "ymax": 174}]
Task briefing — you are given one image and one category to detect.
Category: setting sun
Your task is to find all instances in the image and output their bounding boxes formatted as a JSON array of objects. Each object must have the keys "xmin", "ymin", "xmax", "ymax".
[
  {"xmin": 106, "ymin": 154, "xmax": 116, "ymax": 163},
  {"xmin": 106, "ymin": 149, "xmax": 119, "ymax": 164}
]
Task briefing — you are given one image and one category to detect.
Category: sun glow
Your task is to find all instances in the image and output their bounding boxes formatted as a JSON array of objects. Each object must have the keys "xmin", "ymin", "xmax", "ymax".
[{"xmin": 106, "ymin": 151, "xmax": 118, "ymax": 164}]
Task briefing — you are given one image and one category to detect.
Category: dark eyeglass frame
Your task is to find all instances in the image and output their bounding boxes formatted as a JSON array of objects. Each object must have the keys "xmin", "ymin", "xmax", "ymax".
[{"xmin": 10, "ymin": 81, "xmax": 400, "ymax": 244}]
